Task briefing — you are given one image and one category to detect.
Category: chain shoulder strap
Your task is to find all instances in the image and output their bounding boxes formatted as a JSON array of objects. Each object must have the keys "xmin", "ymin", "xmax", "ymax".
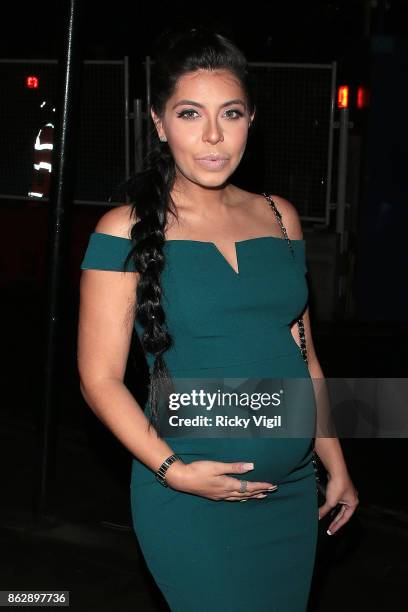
[
  {"xmin": 262, "ymin": 193, "xmax": 325, "ymax": 494},
  {"xmin": 262, "ymin": 193, "xmax": 308, "ymax": 365},
  {"xmin": 261, "ymin": 194, "xmax": 325, "ymax": 493}
]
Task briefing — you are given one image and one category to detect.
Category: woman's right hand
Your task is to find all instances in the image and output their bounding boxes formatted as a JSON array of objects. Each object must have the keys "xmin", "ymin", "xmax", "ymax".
[{"xmin": 165, "ymin": 460, "xmax": 278, "ymax": 501}]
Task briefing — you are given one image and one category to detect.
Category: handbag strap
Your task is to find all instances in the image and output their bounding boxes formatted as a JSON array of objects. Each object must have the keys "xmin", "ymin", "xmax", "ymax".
[
  {"xmin": 262, "ymin": 192, "xmax": 308, "ymax": 365},
  {"xmin": 262, "ymin": 194, "xmax": 324, "ymax": 493}
]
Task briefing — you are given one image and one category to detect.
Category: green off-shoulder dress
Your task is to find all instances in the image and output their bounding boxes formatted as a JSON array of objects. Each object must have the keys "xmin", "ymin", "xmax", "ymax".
[{"xmin": 80, "ymin": 195, "xmax": 318, "ymax": 612}]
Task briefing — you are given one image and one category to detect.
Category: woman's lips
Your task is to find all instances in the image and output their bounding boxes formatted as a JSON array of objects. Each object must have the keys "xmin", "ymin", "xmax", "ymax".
[{"xmin": 195, "ymin": 158, "xmax": 230, "ymax": 171}]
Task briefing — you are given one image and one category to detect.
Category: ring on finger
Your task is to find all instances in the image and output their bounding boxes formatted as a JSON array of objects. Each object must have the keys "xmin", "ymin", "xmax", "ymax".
[{"xmin": 239, "ymin": 480, "xmax": 248, "ymax": 493}]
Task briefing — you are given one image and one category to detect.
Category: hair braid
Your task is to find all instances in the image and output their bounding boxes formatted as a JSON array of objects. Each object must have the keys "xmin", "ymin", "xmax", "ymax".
[{"xmin": 123, "ymin": 142, "xmax": 177, "ymax": 432}]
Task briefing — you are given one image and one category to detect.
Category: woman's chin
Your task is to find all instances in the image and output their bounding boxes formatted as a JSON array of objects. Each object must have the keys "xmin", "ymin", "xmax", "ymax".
[
  {"xmin": 191, "ymin": 169, "xmax": 233, "ymax": 188},
  {"xmin": 175, "ymin": 165, "xmax": 235, "ymax": 189},
  {"xmin": 197, "ymin": 176, "xmax": 230, "ymax": 189}
]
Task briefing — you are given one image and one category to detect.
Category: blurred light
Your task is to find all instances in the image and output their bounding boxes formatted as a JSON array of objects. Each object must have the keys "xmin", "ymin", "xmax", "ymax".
[
  {"xmin": 26, "ymin": 76, "xmax": 39, "ymax": 89},
  {"xmin": 337, "ymin": 85, "xmax": 349, "ymax": 109},
  {"xmin": 357, "ymin": 86, "xmax": 370, "ymax": 109},
  {"xmin": 34, "ymin": 162, "xmax": 52, "ymax": 172}
]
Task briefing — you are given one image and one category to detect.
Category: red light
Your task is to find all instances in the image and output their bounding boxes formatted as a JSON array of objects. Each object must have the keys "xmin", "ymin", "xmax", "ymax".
[
  {"xmin": 337, "ymin": 85, "xmax": 349, "ymax": 109},
  {"xmin": 26, "ymin": 76, "xmax": 39, "ymax": 89},
  {"xmin": 357, "ymin": 86, "xmax": 370, "ymax": 109}
]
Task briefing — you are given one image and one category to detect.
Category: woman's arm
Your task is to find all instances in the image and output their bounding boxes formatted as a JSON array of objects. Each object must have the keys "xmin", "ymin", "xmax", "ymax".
[{"xmin": 77, "ymin": 205, "xmax": 184, "ymax": 481}]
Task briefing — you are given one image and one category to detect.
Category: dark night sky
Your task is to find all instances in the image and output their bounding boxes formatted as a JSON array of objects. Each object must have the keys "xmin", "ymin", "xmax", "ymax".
[
  {"xmin": 0, "ymin": 1, "xmax": 407, "ymax": 101},
  {"xmin": 1, "ymin": 1, "xmax": 407, "ymax": 66}
]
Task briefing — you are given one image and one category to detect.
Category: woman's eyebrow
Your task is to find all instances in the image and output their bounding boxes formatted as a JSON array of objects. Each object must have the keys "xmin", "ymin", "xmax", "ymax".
[{"xmin": 172, "ymin": 99, "xmax": 246, "ymax": 109}]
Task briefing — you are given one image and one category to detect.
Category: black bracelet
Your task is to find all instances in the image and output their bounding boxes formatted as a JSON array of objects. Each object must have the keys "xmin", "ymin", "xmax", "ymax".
[{"xmin": 155, "ymin": 453, "xmax": 182, "ymax": 487}]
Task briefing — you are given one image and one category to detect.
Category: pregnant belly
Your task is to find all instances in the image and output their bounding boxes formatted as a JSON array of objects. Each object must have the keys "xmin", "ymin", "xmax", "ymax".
[
  {"xmin": 141, "ymin": 351, "xmax": 316, "ymax": 484},
  {"xmin": 164, "ymin": 436, "xmax": 315, "ymax": 484}
]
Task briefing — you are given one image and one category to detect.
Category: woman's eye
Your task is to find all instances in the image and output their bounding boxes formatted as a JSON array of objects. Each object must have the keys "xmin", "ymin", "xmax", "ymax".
[
  {"xmin": 225, "ymin": 109, "xmax": 244, "ymax": 119},
  {"xmin": 176, "ymin": 109, "xmax": 199, "ymax": 119}
]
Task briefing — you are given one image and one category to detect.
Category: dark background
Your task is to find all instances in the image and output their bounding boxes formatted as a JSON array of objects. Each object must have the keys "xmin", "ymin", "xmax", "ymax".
[
  {"xmin": 2, "ymin": 0, "xmax": 406, "ymax": 63},
  {"xmin": 1, "ymin": 2, "xmax": 408, "ymax": 611}
]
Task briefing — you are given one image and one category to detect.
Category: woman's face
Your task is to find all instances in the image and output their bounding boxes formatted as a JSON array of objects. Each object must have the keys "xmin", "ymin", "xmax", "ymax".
[{"xmin": 151, "ymin": 69, "xmax": 255, "ymax": 189}]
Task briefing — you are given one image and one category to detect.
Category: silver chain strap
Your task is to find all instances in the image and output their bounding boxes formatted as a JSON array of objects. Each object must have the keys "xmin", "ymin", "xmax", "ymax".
[{"xmin": 262, "ymin": 193, "xmax": 322, "ymax": 493}]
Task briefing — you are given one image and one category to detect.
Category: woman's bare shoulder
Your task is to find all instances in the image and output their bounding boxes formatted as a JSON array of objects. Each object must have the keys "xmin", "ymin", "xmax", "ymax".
[
  {"xmin": 94, "ymin": 203, "xmax": 139, "ymax": 239},
  {"xmin": 232, "ymin": 187, "xmax": 304, "ymax": 241},
  {"xmin": 258, "ymin": 193, "xmax": 304, "ymax": 240}
]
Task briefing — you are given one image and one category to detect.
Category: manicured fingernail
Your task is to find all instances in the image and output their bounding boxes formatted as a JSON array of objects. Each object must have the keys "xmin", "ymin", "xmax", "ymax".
[
  {"xmin": 258, "ymin": 494, "xmax": 267, "ymax": 498},
  {"xmin": 327, "ymin": 529, "xmax": 332, "ymax": 535},
  {"xmin": 267, "ymin": 486, "xmax": 278, "ymax": 491},
  {"xmin": 243, "ymin": 463, "xmax": 254, "ymax": 470}
]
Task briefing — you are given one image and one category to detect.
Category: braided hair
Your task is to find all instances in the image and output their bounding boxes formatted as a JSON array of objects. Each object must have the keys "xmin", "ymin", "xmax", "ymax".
[{"xmin": 122, "ymin": 26, "xmax": 255, "ymax": 433}]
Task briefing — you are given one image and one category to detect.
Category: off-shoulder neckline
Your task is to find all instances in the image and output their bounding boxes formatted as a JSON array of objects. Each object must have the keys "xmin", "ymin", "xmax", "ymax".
[
  {"xmin": 87, "ymin": 232, "xmax": 305, "ymax": 276},
  {"xmin": 90, "ymin": 232, "xmax": 305, "ymax": 244}
]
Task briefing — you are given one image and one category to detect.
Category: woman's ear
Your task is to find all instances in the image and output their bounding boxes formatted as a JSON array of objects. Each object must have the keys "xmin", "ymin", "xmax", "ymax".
[{"xmin": 150, "ymin": 108, "xmax": 167, "ymax": 142}]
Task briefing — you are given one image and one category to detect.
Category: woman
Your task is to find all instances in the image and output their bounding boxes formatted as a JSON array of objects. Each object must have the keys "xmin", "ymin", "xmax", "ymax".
[{"xmin": 78, "ymin": 27, "xmax": 359, "ymax": 611}]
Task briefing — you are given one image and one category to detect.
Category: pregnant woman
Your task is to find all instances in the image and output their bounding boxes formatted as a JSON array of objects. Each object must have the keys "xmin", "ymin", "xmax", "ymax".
[{"xmin": 78, "ymin": 26, "xmax": 359, "ymax": 611}]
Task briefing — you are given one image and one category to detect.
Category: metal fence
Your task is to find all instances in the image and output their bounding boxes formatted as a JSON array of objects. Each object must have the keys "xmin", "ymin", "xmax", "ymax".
[
  {"xmin": 247, "ymin": 62, "xmax": 336, "ymax": 224},
  {"xmin": 0, "ymin": 58, "xmax": 336, "ymax": 222},
  {"xmin": 0, "ymin": 58, "xmax": 129, "ymax": 205}
]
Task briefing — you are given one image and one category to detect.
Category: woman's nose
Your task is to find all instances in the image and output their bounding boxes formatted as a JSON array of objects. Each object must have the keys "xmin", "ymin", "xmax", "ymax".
[{"xmin": 202, "ymin": 119, "xmax": 224, "ymax": 144}]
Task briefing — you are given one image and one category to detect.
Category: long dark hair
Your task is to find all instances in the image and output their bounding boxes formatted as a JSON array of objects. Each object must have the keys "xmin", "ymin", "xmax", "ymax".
[{"xmin": 122, "ymin": 26, "xmax": 255, "ymax": 433}]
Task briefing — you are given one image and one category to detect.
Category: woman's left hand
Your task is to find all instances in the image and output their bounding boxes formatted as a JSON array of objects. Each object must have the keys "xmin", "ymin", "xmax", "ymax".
[{"xmin": 318, "ymin": 471, "xmax": 359, "ymax": 535}]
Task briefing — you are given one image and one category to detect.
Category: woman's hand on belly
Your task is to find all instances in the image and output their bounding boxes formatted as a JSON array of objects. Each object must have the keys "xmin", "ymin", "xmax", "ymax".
[{"xmin": 165, "ymin": 459, "xmax": 278, "ymax": 502}]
